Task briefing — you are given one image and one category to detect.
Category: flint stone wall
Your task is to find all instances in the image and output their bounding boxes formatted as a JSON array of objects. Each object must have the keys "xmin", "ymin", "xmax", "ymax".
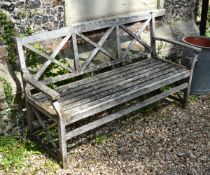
[
  {"xmin": 0, "ymin": 0, "xmax": 65, "ymax": 33},
  {"xmin": 0, "ymin": 0, "xmax": 198, "ymax": 33}
]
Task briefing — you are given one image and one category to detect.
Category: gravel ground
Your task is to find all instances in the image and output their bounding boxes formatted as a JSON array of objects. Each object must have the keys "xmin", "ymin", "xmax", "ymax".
[
  {"xmin": 2, "ymin": 95, "xmax": 210, "ymax": 175},
  {"xmin": 57, "ymin": 95, "xmax": 210, "ymax": 175}
]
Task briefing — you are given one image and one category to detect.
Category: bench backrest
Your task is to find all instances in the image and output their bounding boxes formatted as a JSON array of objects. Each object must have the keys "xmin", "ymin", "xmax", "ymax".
[{"xmin": 16, "ymin": 9, "xmax": 165, "ymax": 85}]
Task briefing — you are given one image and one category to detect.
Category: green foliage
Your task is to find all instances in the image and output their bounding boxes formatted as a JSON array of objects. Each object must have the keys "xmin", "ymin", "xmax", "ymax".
[
  {"xmin": 157, "ymin": 41, "xmax": 167, "ymax": 55},
  {"xmin": 25, "ymin": 25, "xmax": 33, "ymax": 36},
  {"xmin": 0, "ymin": 135, "xmax": 42, "ymax": 172},
  {"xmin": 0, "ymin": 136, "xmax": 26, "ymax": 171},
  {"xmin": 160, "ymin": 84, "xmax": 174, "ymax": 92},
  {"xmin": 0, "ymin": 77, "xmax": 13, "ymax": 107},
  {"xmin": 206, "ymin": 29, "xmax": 210, "ymax": 37},
  {"xmin": 95, "ymin": 134, "xmax": 108, "ymax": 145},
  {"xmin": 0, "ymin": 10, "xmax": 16, "ymax": 64},
  {"xmin": 26, "ymin": 43, "xmax": 45, "ymax": 68},
  {"xmin": 206, "ymin": 8, "xmax": 210, "ymax": 37},
  {"xmin": 21, "ymin": 25, "xmax": 69, "ymax": 80},
  {"xmin": 44, "ymin": 56, "xmax": 69, "ymax": 79},
  {"xmin": 189, "ymin": 95, "xmax": 198, "ymax": 102}
]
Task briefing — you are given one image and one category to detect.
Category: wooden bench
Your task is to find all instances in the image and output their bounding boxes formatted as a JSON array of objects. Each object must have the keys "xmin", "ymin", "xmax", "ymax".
[{"xmin": 16, "ymin": 10, "xmax": 201, "ymax": 168}]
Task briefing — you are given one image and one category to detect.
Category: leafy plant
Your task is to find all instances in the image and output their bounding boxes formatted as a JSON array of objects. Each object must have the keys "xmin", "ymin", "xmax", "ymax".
[
  {"xmin": 0, "ymin": 136, "xmax": 26, "ymax": 171},
  {"xmin": 157, "ymin": 41, "xmax": 167, "ymax": 55},
  {"xmin": 0, "ymin": 77, "xmax": 13, "ymax": 107},
  {"xmin": 206, "ymin": 7, "xmax": 210, "ymax": 37},
  {"xmin": 0, "ymin": 10, "xmax": 16, "ymax": 64},
  {"xmin": 189, "ymin": 95, "xmax": 198, "ymax": 102},
  {"xmin": 95, "ymin": 134, "xmax": 108, "ymax": 145},
  {"xmin": 0, "ymin": 135, "xmax": 43, "ymax": 172}
]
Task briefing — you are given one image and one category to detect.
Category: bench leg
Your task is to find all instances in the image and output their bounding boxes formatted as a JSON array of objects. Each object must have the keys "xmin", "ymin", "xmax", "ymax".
[
  {"xmin": 182, "ymin": 54, "xmax": 198, "ymax": 108},
  {"xmin": 58, "ymin": 121, "xmax": 68, "ymax": 169},
  {"xmin": 26, "ymin": 102, "xmax": 34, "ymax": 136},
  {"xmin": 182, "ymin": 88, "xmax": 190, "ymax": 108}
]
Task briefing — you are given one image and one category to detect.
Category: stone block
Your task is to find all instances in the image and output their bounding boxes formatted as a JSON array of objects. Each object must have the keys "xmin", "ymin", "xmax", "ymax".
[
  {"xmin": 0, "ymin": 85, "xmax": 8, "ymax": 110},
  {"xmin": 0, "ymin": 46, "xmax": 9, "ymax": 64},
  {"xmin": 25, "ymin": 0, "xmax": 41, "ymax": 8},
  {"xmin": 0, "ymin": 45, "xmax": 23, "ymax": 107}
]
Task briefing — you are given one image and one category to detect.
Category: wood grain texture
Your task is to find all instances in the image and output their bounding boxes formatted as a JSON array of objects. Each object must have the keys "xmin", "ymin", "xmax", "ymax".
[
  {"xmin": 35, "ymin": 60, "xmax": 166, "ymax": 103},
  {"xmin": 64, "ymin": 69, "xmax": 190, "ymax": 124},
  {"xmin": 19, "ymin": 9, "xmax": 165, "ymax": 45},
  {"xmin": 154, "ymin": 37, "xmax": 202, "ymax": 53},
  {"xmin": 24, "ymin": 43, "xmax": 74, "ymax": 73},
  {"xmin": 66, "ymin": 83, "xmax": 188, "ymax": 140},
  {"xmin": 35, "ymin": 35, "xmax": 72, "ymax": 80},
  {"xmin": 122, "ymin": 17, "xmax": 151, "ymax": 59},
  {"xmin": 23, "ymin": 73, "xmax": 60, "ymax": 100}
]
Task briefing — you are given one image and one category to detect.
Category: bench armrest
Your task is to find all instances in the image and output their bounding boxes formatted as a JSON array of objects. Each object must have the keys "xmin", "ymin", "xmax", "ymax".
[
  {"xmin": 23, "ymin": 73, "xmax": 60, "ymax": 101},
  {"xmin": 154, "ymin": 37, "xmax": 202, "ymax": 53}
]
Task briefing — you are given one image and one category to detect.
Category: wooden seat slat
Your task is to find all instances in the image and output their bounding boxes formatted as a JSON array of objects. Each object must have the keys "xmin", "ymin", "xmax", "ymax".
[
  {"xmin": 63, "ymin": 69, "xmax": 190, "ymax": 123},
  {"xmin": 65, "ymin": 83, "xmax": 189, "ymax": 140},
  {"xmin": 33, "ymin": 61, "xmax": 169, "ymax": 106},
  {"xmin": 31, "ymin": 60, "xmax": 189, "ymax": 122},
  {"xmin": 55, "ymin": 58, "xmax": 158, "ymax": 92},
  {"xmin": 60, "ymin": 63, "xmax": 174, "ymax": 108},
  {"xmin": 34, "ymin": 58, "xmax": 164, "ymax": 102},
  {"xmin": 33, "ymin": 58, "xmax": 156, "ymax": 100}
]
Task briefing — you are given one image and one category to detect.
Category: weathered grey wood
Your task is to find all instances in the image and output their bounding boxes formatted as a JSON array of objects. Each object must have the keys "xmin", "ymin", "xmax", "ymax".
[
  {"xmin": 57, "ymin": 59, "xmax": 156, "ymax": 91},
  {"xmin": 35, "ymin": 35, "xmax": 72, "ymax": 80},
  {"xmin": 64, "ymin": 70, "xmax": 190, "ymax": 124},
  {"xmin": 35, "ymin": 59, "xmax": 160, "ymax": 100},
  {"xmin": 122, "ymin": 17, "xmax": 151, "ymax": 59},
  {"xmin": 17, "ymin": 9, "xmax": 195, "ymax": 169},
  {"xmin": 26, "ymin": 101, "xmax": 35, "ymax": 136},
  {"xmin": 154, "ymin": 37, "xmax": 202, "ymax": 53},
  {"xmin": 16, "ymin": 38, "xmax": 28, "ymax": 72},
  {"xmin": 33, "ymin": 122, "xmax": 57, "ymax": 132},
  {"xmin": 58, "ymin": 63, "xmax": 171, "ymax": 104},
  {"xmin": 120, "ymin": 25, "xmax": 151, "ymax": 52},
  {"xmin": 36, "ymin": 61, "xmax": 169, "ymax": 104},
  {"xmin": 43, "ymin": 59, "xmax": 157, "ymax": 96},
  {"xmin": 72, "ymin": 34, "xmax": 81, "ymax": 72},
  {"xmin": 31, "ymin": 134, "xmax": 60, "ymax": 160},
  {"xmin": 116, "ymin": 25, "xmax": 121, "ymax": 59},
  {"xmin": 23, "ymin": 73, "xmax": 60, "ymax": 100},
  {"xmin": 182, "ymin": 53, "xmax": 198, "ymax": 108},
  {"xmin": 42, "ymin": 53, "xmax": 148, "ymax": 85},
  {"xmin": 53, "ymin": 102, "xmax": 68, "ymax": 169},
  {"xmin": 61, "ymin": 64, "xmax": 174, "ymax": 108},
  {"xmin": 19, "ymin": 9, "xmax": 166, "ymax": 45},
  {"xmin": 77, "ymin": 33, "xmax": 115, "ymax": 60},
  {"xmin": 155, "ymin": 55, "xmax": 188, "ymax": 70},
  {"xmin": 27, "ymin": 96, "xmax": 58, "ymax": 122},
  {"xmin": 59, "ymin": 61, "xmax": 167, "ymax": 100},
  {"xmin": 150, "ymin": 12, "xmax": 156, "ymax": 57},
  {"xmin": 24, "ymin": 43, "xmax": 74, "ymax": 73},
  {"xmin": 82, "ymin": 27, "xmax": 115, "ymax": 70},
  {"xmin": 32, "ymin": 107, "xmax": 58, "ymax": 150},
  {"xmin": 63, "ymin": 67, "xmax": 186, "ymax": 110},
  {"xmin": 66, "ymin": 83, "xmax": 188, "ymax": 140},
  {"xmin": 41, "ymin": 54, "xmax": 146, "ymax": 85}
]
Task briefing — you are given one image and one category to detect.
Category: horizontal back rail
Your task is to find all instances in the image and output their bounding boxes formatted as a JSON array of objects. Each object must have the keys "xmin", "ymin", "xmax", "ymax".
[{"xmin": 19, "ymin": 9, "xmax": 165, "ymax": 45}]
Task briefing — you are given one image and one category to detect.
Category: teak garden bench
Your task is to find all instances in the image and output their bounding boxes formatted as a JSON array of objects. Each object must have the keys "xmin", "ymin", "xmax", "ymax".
[{"xmin": 16, "ymin": 9, "xmax": 201, "ymax": 168}]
